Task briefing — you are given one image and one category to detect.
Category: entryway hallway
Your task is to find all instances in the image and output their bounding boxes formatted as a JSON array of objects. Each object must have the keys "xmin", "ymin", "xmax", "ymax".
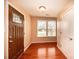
[{"xmin": 4, "ymin": 0, "xmax": 74, "ymax": 59}]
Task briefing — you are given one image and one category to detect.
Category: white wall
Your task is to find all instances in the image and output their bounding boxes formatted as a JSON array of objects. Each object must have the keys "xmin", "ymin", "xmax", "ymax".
[
  {"xmin": 24, "ymin": 14, "xmax": 31, "ymax": 51},
  {"xmin": 57, "ymin": 17, "xmax": 61, "ymax": 47},
  {"xmin": 57, "ymin": 6, "xmax": 74, "ymax": 59},
  {"xmin": 4, "ymin": 1, "xmax": 31, "ymax": 59}
]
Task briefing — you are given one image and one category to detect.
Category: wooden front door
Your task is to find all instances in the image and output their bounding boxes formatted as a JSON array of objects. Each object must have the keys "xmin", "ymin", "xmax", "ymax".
[{"xmin": 9, "ymin": 5, "xmax": 24, "ymax": 59}]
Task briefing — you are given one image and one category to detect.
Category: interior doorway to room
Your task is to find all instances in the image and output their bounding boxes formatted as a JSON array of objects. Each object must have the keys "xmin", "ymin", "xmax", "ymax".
[{"xmin": 8, "ymin": 5, "xmax": 24, "ymax": 59}]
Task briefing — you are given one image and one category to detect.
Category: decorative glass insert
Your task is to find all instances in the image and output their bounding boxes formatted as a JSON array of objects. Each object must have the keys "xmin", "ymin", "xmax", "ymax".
[
  {"xmin": 13, "ymin": 13, "xmax": 22, "ymax": 23},
  {"xmin": 37, "ymin": 20, "xmax": 46, "ymax": 37}
]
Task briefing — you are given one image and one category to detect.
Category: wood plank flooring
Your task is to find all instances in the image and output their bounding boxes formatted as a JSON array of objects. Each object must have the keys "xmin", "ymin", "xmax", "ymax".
[{"xmin": 19, "ymin": 43, "xmax": 67, "ymax": 59}]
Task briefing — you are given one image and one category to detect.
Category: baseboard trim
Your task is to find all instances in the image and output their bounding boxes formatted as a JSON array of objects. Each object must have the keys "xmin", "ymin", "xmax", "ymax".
[
  {"xmin": 18, "ymin": 42, "xmax": 32, "ymax": 59},
  {"xmin": 18, "ymin": 51, "xmax": 24, "ymax": 59},
  {"xmin": 32, "ymin": 41, "xmax": 57, "ymax": 44},
  {"xmin": 24, "ymin": 42, "xmax": 32, "ymax": 51},
  {"xmin": 57, "ymin": 44, "xmax": 68, "ymax": 59},
  {"xmin": 24, "ymin": 41, "xmax": 56, "ymax": 51}
]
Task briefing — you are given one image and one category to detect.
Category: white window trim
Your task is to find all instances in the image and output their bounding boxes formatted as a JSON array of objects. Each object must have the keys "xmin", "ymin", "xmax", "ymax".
[{"xmin": 37, "ymin": 20, "xmax": 57, "ymax": 37}]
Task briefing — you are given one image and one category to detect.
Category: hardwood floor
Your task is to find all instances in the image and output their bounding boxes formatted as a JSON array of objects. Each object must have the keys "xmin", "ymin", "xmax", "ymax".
[{"xmin": 19, "ymin": 43, "xmax": 67, "ymax": 59}]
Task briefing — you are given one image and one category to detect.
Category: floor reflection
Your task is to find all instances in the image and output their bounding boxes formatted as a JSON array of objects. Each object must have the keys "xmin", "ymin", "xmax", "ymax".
[
  {"xmin": 38, "ymin": 48, "xmax": 46, "ymax": 57},
  {"xmin": 20, "ymin": 43, "xmax": 66, "ymax": 59},
  {"xmin": 37, "ymin": 47, "xmax": 56, "ymax": 59},
  {"xmin": 48, "ymin": 48, "xmax": 56, "ymax": 56}
]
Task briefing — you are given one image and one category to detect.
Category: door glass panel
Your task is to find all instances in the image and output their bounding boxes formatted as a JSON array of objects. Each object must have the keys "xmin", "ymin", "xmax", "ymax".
[
  {"xmin": 13, "ymin": 13, "xmax": 22, "ymax": 23},
  {"xmin": 37, "ymin": 20, "xmax": 46, "ymax": 37},
  {"xmin": 48, "ymin": 21, "xmax": 56, "ymax": 36}
]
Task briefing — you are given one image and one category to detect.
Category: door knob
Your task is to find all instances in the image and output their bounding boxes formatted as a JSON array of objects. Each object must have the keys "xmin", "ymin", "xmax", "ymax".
[
  {"xmin": 9, "ymin": 36, "xmax": 12, "ymax": 38},
  {"xmin": 9, "ymin": 40, "xmax": 13, "ymax": 43},
  {"xmin": 70, "ymin": 38, "xmax": 72, "ymax": 40}
]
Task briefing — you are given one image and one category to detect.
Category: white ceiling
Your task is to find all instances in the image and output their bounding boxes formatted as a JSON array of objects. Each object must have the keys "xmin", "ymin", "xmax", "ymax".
[{"xmin": 9, "ymin": 0, "xmax": 74, "ymax": 17}]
